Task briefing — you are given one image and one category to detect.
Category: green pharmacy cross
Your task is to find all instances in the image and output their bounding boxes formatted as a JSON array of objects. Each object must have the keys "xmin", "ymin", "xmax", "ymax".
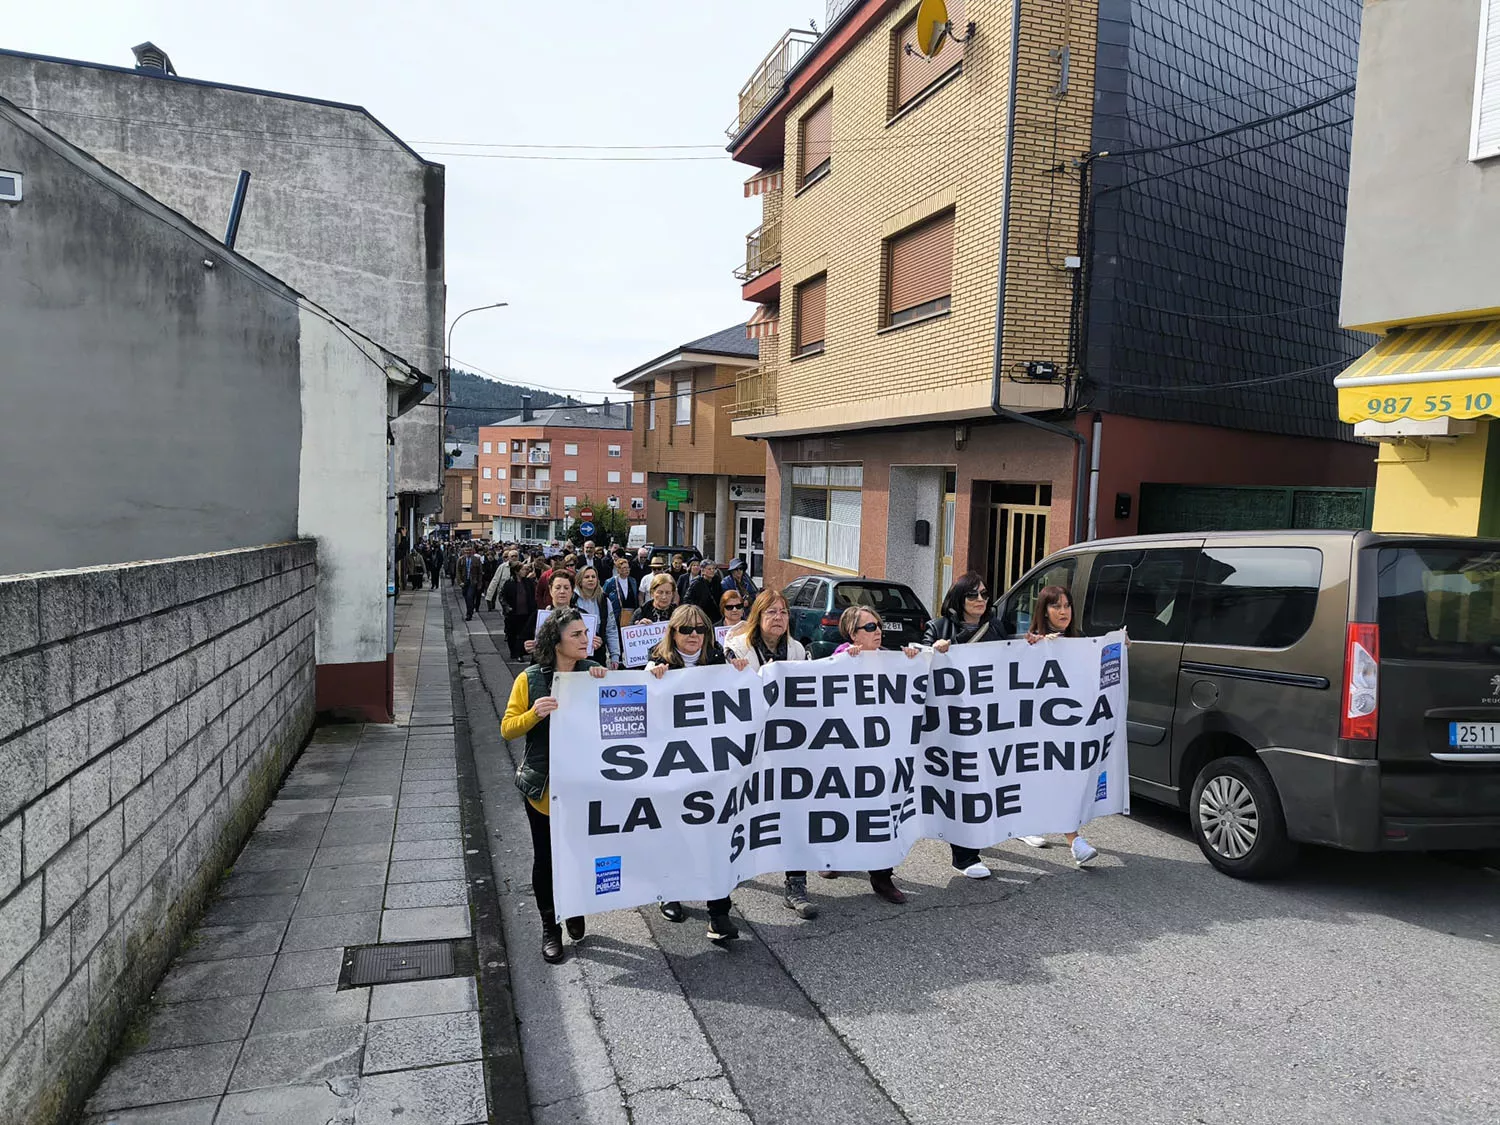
[{"xmin": 653, "ymin": 478, "xmax": 692, "ymax": 511}]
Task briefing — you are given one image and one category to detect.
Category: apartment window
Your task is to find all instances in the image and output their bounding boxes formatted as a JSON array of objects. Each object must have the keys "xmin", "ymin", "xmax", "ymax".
[
  {"xmin": 647, "ymin": 394, "xmax": 656, "ymax": 430},
  {"xmin": 893, "ymin": 0, "xmax": 965, "ymax": 112},
  {"xmin": 482, "ymin": 441, "xmax": 492, "ymax": 454},
  {"xmin": 1475, "ymin": 0, "xmax": 1500, "ymax": 161},
  {"xmin": 564, "ymin": 495, "xmax": 578, "ymax": 508},
  {"xmin": 535, "ymin": 468, "xmax": 550, "ymax": 482},
  {"xmin": 608, "ymin": 471, "xmax": 621, "ymax": 483},
  {"xmin": 799, "ymin": 97, "xmax": 833, "ymax": 188},
  {"xmin": 497, "ymin": 496, "xmax": 506, "ymax": 507},
  {"xmin": 788, "ymin": 464, "xmax": 862, "ymax": 571},
  {"xmin": 496, "ymin": 468, "xmax": 506, "ymax": 480},
  {"xmin": 794, "ymin": 274, "xmax": 827, "ymax": 357},
  {"xmin": 631, "ymin": 497, "xmax": 645, "ymax": 511},
  {"xmin": 608, "ymin": 445, "xmax": 622, "ymax": 457},
  {"xmin": 482, "ymin": 492, "xmax": 492, "ymax": 505},
  {"xmin": 563, "ymin": 443, "xmax": 577, "ymax": 456},
  {"xmin": 632, "ymin": 471, "xmax": 645, "ymax": 484},
  {"xmin": 607, "ymin": 496, "xmax": 620, "ymax": 509},
  {"xmin": 885, "ymin": 210, "xmax": 955, "ymax": 327},
  {"xmin": 674, "ymin": 376, "xmax": 692, "ymax": 425},
  {"xmin": 482, "ymin": 466, "xmax": 492, "ymax": 479},
  {"xmin": 564, "ymin": 469, "xmax": 578, "ymax": 482}
]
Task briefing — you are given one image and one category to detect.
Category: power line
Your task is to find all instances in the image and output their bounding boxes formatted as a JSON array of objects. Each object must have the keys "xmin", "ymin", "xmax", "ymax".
[
  {"xmin": 1096, "ymin": 359, "xmax": 1349, "ymax": 395},
  {"xmin": 1097, "ymin": 84, "xmax": 1354, "ymax": 161}
]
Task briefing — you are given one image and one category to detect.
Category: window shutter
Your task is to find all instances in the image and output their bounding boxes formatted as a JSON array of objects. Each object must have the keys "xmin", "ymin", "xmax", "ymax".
[
  {"xmin": 796, "ymin": 275, "xmax": 827, "ymax": 352},
  {"xmin": 1475, "ymin": 0, "xmax": 1500, "ymax": 161},
  {"xmin": 801, "ymin": 98, "xmax": 833, "ymax": 184},
  {"xmin": 887, "ymin": 212, "xmax": 955, "ymax": 319},
  {"xmin": 896, "ymin": 0, "xmax": 965, "ymax": 109}
]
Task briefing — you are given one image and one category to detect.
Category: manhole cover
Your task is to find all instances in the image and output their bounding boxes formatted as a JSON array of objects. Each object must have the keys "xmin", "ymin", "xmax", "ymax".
[{"xmin": 341, "ymin": 940, "xmax": 473, "ymax": 988}]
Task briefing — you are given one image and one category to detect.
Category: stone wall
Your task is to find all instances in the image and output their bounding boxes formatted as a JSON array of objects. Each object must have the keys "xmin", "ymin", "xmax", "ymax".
[{"xmin": 0, "ymin": 542, "xmax": 317, "ymax": 1125}]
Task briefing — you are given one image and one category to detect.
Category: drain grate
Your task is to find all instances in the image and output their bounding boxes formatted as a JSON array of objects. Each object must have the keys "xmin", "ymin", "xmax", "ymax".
[{"xmin": 340, "ymin": 939, "xmax": 474, "ymax": 988}]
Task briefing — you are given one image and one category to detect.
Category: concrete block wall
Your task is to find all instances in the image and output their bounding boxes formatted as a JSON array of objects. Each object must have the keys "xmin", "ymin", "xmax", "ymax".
[{"xmin": 0, "ymin": 542, "xmax": 317, "ymax": 1125}]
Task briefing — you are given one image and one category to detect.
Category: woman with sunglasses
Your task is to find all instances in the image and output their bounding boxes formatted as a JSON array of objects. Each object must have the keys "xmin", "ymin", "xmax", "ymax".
[
  {"xmin": 645, "ymin": 605, "xmax": 751, "ymax": 942},
  {"xmin": 1016, "ymin": 584, "xmax": 1101, "ymax": 867},
  {"xmin": 921, "ymin": 572, "xmax": 1006, "ymax": 880},
  {"xmin": 503, "ymin": 608, "xmax": 608, "ymax": 964},
  {"xmin": 719, "ymin": 589, "xmax": 748, "ymax": 636},
  {"xmin": 724, "ymin": 590, "xmax": 821, "ymax": 919},
  {"xmin": 818, "ymin": 604, "xmax": 921, "ymax": 904}
]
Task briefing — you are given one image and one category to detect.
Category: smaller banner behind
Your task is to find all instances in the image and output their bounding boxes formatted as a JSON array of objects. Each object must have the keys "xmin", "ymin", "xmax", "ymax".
[{"xmin": 549, "ymin": 635, "xmax": 1128, "ymax": 918}]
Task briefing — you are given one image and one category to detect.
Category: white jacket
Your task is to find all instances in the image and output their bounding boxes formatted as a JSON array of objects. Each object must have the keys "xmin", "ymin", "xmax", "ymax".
[{"xmin": 725, "ymin": 631, "xmax": 808, "ymax": 671}]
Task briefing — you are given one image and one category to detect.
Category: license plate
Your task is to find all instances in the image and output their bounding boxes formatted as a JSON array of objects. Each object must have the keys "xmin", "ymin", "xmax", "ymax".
[
  {"xmin": 1448, "ymin": 722, "xmax": 1500, "ymax": 748},
  {"xmin": 882, "ymin": 622, "xmax": 903, "ymax": 632}
]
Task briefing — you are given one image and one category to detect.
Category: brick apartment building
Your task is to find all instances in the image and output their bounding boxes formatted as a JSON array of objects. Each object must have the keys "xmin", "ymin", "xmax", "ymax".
[
  {"xmin": 615, "ymin": 324, "xmax": 765, "ymax": 572},
  {"xmin": 438, "ymin": 443, "xmax": 489, "ymax": 538},
  {"xmin": 726, "ymin": 0, "xmax": 1376, "ymax": 613},
  {"xmin": 477, "ymin": 400, "xmax": 639, "ymax": 542}
]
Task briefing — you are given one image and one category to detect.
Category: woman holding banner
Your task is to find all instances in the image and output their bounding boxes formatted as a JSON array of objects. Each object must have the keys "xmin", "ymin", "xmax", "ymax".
[
  {"xmin": 1017, "ymin": 585, "xmax": 1100, "ymax": 867},
  {"xmin": 922, "ymin": 572, "xmax": 1006, "ymax": 880},
  {"xmin": 524, "ymin": 570, "xmax": 577, "ymax": 659},
  {"xmin": 725, "ymin": 591, "xmax": 820, "ymax": 919},
  {"xmin": 645, "ymin": 605, "xmax": 752, "ymax": 941},
  {"xmin": 820, "ymin": 604, "xmax": 922, "ymax": 904},
  {"xmin": 574, "ymin": 565, "xmax": 621, "ymax": 668},
  {"xmin": 503, "ymin": 609, "xmax": 608, "ymax": 964}
]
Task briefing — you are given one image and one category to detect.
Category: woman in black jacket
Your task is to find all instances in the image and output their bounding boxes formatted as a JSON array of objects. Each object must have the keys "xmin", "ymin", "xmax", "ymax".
[
  {"xmin": 921, "ymin": 571, "xmax": 1005, "ymax": 880},
  {"xmin": 502, "ymin": 561, "xmax": 539, "ymax": 661},
  {"xmin": 645, "ymin": 604, "xmax": 750, "ymax": 942}
]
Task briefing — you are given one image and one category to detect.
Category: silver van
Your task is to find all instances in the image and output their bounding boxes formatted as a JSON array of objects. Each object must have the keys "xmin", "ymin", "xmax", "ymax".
[{"xmin": 994, "ymin": 531, "xmax": 1500, "ymax": 878}]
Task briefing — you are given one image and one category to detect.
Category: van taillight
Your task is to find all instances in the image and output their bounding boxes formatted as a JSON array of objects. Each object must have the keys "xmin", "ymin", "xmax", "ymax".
[
  {"xmin": 1341, "ymin": 623, "xmax": 1379, "ymax": 741},
  {"xmin": 820, "ymin": 614, "xmax": 841, "ymax": 628}
]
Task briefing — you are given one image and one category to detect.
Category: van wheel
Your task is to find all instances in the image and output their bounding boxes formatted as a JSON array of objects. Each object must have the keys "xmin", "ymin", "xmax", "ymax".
[{"xmin": 1189, "ymin": 756, "xmax": 1297, "ymax": 879}]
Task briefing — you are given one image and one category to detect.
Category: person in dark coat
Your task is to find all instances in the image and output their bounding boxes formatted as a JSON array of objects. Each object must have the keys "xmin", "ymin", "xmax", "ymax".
[
  {"xmin": 502, "ymin": 561, "xmax": 539, "ymax": 660},
  {"xmin": 684, "ymin": 559, "xmax": 724, "ymax": 622}
]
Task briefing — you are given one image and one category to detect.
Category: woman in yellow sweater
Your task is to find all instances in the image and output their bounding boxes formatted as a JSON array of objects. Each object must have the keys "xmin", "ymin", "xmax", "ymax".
[{"xmin": 502, "ymin": 608, "xmax": 606, "ymax": 964}]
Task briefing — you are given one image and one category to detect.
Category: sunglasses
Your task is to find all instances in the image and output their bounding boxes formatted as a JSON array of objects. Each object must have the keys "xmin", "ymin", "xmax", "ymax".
[
  {"xmin": 855, "ymin": 622, "xmax": 882, "ymax": 634},
  {"xmin": 724, "ymin": 602, "xmax": 744, "ymax": 611},
  {"xmin": 966, "ymin": 590, "xmax": 990, "ymax": 600},
  {"xmin": 675, "ymin": 625, "xmax": 708, "ymax": 635}
]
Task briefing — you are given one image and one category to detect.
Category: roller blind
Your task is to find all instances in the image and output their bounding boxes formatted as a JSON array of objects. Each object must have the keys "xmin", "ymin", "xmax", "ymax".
[
  {"xmin": 887, "ymin": 211, "xmax": 955, "ymax": 319},
  {"xmin": 796, "ymin": 275, "xmax": 827, "ymax": 353},
  {"xmin": 1475, "ymin": 0, "xmax": 1500, "ymax": 161},
  {"xmin": 801, "ymin": 98, "xmax": 833, "ymax": 184},
  {"xmin": 896, "ymin": 0, "xmax": 965, "ymax": 109}
]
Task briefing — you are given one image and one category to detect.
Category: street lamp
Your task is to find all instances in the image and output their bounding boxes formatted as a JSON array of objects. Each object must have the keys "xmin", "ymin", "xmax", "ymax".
[{"xmin": 445, "ymin": 302, "xmax": 509, "ymax": 374}]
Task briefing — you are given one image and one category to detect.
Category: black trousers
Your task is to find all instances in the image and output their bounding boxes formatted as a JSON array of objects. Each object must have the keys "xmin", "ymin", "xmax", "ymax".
[
  {"xmin": 503, "ymin": 613, "xmax": 526, "ymax": 659},
  {"xmin": 463, "ymin": 582, "xmax": 481, "ymax": 617},
  {"xmin": 950, "ymin": 845, "xmax": 982, "ymax": 868},
  {"xmin": 524, "ymin": 799, "xmax": 583, "ymax": 925}
]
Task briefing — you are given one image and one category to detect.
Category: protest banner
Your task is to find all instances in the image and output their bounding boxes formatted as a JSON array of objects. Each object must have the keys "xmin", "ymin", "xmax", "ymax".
[
  {"xmin": 715, "ymin": 625, "xmax": 731, "ymax": 648},
  {"xmin": 620, "ymin": 620, "xmax": 670, "ymax": 668},
  {"xmin": 548, "ymin": 635, "xmax": 1129, "ymax": 918},
  {"xmin": 536, "ymin": 609, "xmax": 598, "ymax": 654}
]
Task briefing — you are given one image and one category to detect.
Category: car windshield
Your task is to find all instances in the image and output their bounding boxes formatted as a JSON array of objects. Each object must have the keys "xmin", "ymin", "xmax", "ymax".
[
  {"xmin": 1377, "ymin": 545, "xmax": 1500, "ymax": 662},
  {"xmin": 834, "ymin": 583, "xmax": 921, "ymax": 613}
]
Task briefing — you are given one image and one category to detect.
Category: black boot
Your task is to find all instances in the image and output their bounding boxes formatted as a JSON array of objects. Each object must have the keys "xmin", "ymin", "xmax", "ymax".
[
  {"xmin": 659, "ymin": 901, "xmax": 686, "ymax": 923},
  {"xmin": 566, "ymin": 916, "xmax": 586, "ymax": 941},
  {"xmin": 541, "ymin": 918, "xmax": 564, "ymax": 964}
]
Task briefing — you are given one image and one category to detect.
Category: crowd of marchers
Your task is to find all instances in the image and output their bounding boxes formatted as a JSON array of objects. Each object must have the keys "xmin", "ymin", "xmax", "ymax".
[{"xmin": 404, "ymin": 531, "xmax": 1099, "ymax": 966}]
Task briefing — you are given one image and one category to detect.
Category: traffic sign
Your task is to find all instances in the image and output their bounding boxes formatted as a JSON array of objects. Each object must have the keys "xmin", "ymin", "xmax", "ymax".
[
  {"xmin": 579, "ymin": 521, "xmax": 595, "ymax": 537},
  {"xmin": 579, "ymin": 508, "xmax": 594, "ymax": 522}
]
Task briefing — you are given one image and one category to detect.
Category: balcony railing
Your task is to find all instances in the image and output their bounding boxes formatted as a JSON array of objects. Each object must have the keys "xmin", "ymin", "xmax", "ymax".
[
  {"xmin": 734, "ymin": 218, "xmax": 782, "ymax": 281},
  {"xmin": 529, "ymin": 480, "xmax": 551, "ymax": 491},
  {"xmin": 730, "ymin": 352, "xmax": 780, "ymax": 420},
  {"xmin": 529, "ymin": 504, "xmax": 551, "ymax": 517},
  {"xmin": 510, "ymin": 453, "xmax": 524, "ymax": 464},
  {"xmin": 728, "ymin": 29, "xmax": 817, "ymax": 139},
  {"xmin": 527, "ymin": 449, "xmax": 550, "ymax": 464}
]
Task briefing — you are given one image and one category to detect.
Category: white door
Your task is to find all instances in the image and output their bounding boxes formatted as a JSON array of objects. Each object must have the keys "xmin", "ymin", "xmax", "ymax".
[
  {"xmin": 692, "ymin": 511, "xmax": 708, "ymax": 553},
  {"xmin": 736, "ymin": 510, "xmax": 766, "ymax": 580}
]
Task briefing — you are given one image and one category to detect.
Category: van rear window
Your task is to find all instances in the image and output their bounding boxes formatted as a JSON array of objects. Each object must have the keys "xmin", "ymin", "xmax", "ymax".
[
  {"xmin": 1188, "ymin": 547, "xmax": 1322, "ymax": 649},
  {"xmin": 1377, "ymin": 546, "xmax": 1500, "ymax": 662}
]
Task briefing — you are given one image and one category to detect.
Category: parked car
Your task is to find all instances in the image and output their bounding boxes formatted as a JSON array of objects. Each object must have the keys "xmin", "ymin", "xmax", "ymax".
[
  {"xmin": 783, "ymin": 576, "xmax": 931, "ymax": 658},
  {"xmin": 643, "ymin": 544, "xmax": 703, "ymax": 569},
  {"xmin": 993, "ymin": 530, "xmax": 1500, "ymax": 879}
]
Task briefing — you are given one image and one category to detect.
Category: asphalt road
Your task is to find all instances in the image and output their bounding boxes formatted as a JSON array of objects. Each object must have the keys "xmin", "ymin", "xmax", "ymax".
[{"xmin": 450, "ymin": 601, "xmax": 1500, "ymax": 1125}]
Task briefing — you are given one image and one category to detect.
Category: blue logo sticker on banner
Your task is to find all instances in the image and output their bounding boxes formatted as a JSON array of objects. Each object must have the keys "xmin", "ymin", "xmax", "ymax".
[
  {"xmin": 1095, "ymin": 772, "xmax": 1108, "ymax": 802},
  {"xmin": 594, "ymin": 855, "xmax": 621, "ymax": 895},
  {"xmin": 598, "ymin": 684, "xmax": 648, "ymax": 739},
  {"xmin": 1100, "ymin": 642, "xmax": 1122, "ymax": 689}
]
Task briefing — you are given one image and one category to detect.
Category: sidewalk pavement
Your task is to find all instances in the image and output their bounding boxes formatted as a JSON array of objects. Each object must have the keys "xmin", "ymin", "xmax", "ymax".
[{"xmin": 83, "ymin": 589, "xmax": 491, "ymax": 1125}]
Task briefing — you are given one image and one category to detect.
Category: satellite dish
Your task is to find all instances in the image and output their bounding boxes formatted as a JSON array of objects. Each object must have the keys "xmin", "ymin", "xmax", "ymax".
[{"xmin": 914, "ymin": 0, "xmax": 952, "ymax": 58}]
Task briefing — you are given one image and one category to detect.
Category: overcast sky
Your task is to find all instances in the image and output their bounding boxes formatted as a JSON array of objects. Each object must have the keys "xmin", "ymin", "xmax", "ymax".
[{"xmin": 6, "ymin": 0, "xmax": 820, "ymax": 398}]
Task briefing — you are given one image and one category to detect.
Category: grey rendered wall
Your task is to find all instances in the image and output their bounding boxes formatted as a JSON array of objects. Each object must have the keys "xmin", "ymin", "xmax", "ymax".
[
  {"xmin": 0, "ymin": 54, "xmax": 445, "ymax": 494},
  {"xmin": 0, "ymin": 113, "xmax": 303, "ymax": 576},
  {"xmin": 0, "ymin": 542, "xmax": 316, "ymax": 1125},
  {"xmin": 1341, "ymin": 0, "xmax": 1500, "ymax": 329}
]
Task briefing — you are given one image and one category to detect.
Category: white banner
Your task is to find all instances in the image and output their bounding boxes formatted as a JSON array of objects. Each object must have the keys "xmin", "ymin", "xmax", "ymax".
[
  {"xmin": 548, "ymin": 635, "xmax": 1129, "ymax": 918},
  {"xmin": 620, "ymin": 621, "xmax": 669, "ymax": 668},
  {"xmin": 536, "ymin": 609, "xmax": 597, "ymax": 654}
]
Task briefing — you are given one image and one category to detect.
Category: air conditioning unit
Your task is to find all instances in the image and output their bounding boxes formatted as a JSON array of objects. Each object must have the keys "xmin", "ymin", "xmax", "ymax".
[{"xmin": 0, "ymin": 171, "xmax": 22, "ymax": 203}]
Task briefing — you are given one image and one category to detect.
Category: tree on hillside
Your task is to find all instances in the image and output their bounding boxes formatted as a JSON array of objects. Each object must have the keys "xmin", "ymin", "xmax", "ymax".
[
  {"xmin": 562, "ymin": 496, "xmax": 630, "ymax": 547},
  {"xmin": 444, "ymin": 368, "xmax": 564, "ymax": 443}
]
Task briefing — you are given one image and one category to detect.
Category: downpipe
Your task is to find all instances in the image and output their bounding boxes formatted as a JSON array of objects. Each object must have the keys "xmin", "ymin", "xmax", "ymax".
[{"xmin": 1087, "ymin": 412, "xmax": 1102, "ymax": 540}]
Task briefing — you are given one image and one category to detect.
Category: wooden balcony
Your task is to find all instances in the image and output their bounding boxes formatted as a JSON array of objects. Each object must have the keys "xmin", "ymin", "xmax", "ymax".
[
  {"xmin": 734, "ymin": 219, "xmax": 782, "ymax": 281},
  {"xmin": 728, "ymin": 29, "xmax": 817, "ymax": 139},
  {"xmin": 729, "ymin": 354, "xmax": 779, "ymax": 419}
]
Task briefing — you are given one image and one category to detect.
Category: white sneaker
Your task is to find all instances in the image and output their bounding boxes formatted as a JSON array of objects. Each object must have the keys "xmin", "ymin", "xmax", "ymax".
[
  {"xmin": 1019, "ymin": 835, "xmax": 1049, "ymax": 848},
  {"xmin": 956, "ymin": 861, "xmax": 992, "ymax": 879},
  {"xmin": 1071, "ymin": 837, "xmax": 1099, "ymax": 867}
]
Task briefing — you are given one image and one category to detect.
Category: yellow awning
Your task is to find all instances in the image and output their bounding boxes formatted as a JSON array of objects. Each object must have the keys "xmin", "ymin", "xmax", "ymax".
[{"xmin": 1337, "ymin": 319, "xmax": 1500, "ymax": 423}]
